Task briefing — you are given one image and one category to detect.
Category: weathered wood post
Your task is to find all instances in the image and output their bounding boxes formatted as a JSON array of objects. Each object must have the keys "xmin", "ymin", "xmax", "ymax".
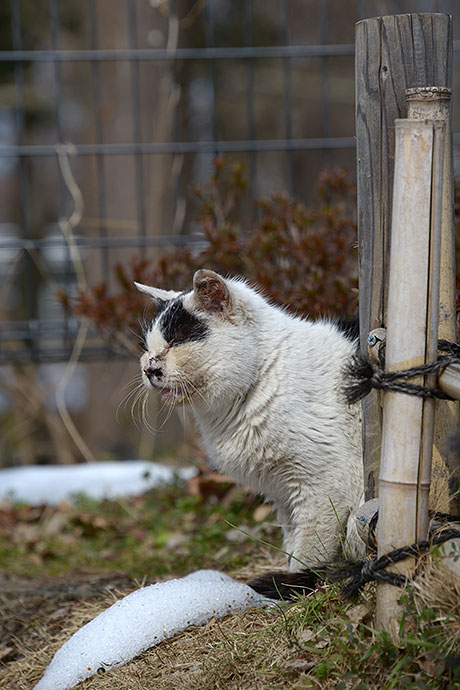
[{"xmin": 355, "ymin": 13, "xmax": 458, "ymax": 509}]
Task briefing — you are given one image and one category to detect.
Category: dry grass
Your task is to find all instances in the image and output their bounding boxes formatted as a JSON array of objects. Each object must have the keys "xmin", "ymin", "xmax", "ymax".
[
  {"xmin": 0, "ymin": 584, "xmax": 345, "ymax": 690},
  {"xmin": 1, "ymin": 489, "xmax": 460, "ymax": 690},
  {"xmin": 0, "ymin": 570, "xmax": 286, "ymax": 690},
  {"xmin": 2, "ymin": 557, "xmax": 460, "ymax": 690},
  {"xmin": 411, "ymin": 537, "xmax": 460, "ymax": 656}
]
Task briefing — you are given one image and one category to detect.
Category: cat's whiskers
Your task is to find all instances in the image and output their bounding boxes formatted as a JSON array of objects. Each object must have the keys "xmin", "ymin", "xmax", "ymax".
[
  {"xmin": 176, "ymin": 370, "xmax": 209, "ymax": 411},
  {"xmin": 116, "ymin": 375, "xmax": 145, "ymax": 425},
  {"xmin": 174, "ymin": 371, "xmax": 195, "ymax": 414},
  {"xmin": 127, "ymin": 325, "xmax": 144, "ymax": 350},
  {"xmin": 117, "ymin": 374, "xmax": 145, "ymax": 405},
  {"xmin": 140, "ymin": 390, "xmax": 157, "ymax": 435},
  {"xmin": 174, "ymin": 372, "xmax": 197, "ymax": 424},
  {"xmin": 138, "ymin": 304, "xmax": 154, "ymax": 337},
  {"xmin": 175, "ymin": 377, "xmax": 188, "ymax": 427},
  {"xmin": 120, "ymin": 372, "xmax": 182, "ymax": 435},
  {"xmin": 119, "ymin": 373, "xmax": 143, "ymax": 392},
  {"xmin": 131, "ymin": 386, "xmax": 150, "ymax": 432},
  {"xmin": 155, "ymin": 394, "xmax": 177, "ymax": 431},
  {"xmin": 143, "ymin": 378, "xmax": 183, "ymax": 433}
]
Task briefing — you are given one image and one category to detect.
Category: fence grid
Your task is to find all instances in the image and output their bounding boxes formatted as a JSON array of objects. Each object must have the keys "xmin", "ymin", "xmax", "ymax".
[{"xmin": 0, "ymin": 0, "xmax": 459, "ymax": 363}]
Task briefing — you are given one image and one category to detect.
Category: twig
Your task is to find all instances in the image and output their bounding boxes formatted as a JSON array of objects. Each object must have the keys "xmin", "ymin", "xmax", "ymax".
[{"xmin": 55, "ymin": 143, "xmax": 96, "ymax": 464}]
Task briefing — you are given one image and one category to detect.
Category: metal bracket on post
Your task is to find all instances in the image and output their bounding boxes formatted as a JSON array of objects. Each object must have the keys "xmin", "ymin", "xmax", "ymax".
[{"xmin": 367, "ymin": 328, "xmax": 386, "ymax": 365}]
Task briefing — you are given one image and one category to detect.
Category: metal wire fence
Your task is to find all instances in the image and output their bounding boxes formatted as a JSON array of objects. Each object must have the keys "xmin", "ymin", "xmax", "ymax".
[{"xmin": 1, "ymin": 0, "xmax": 459, "ymax": 364}]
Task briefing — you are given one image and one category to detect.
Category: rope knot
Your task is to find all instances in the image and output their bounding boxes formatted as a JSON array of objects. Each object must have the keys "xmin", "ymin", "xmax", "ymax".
[
  {"xmin": 370, "ymin": 370, "xmax": 385, "ymax": 387},
  {"xmin": 343, "ymin": 342, "xmax": 459, "ymax": 404},
  {"xmin": 360, "ymin": 559, "xmax": 376, "ymax": 582}
]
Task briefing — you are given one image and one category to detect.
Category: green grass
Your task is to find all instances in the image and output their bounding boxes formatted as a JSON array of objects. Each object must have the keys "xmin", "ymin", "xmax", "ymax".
[{"xmin": 0, "ymin": 483, "xmax": 279, "ymax": 578}]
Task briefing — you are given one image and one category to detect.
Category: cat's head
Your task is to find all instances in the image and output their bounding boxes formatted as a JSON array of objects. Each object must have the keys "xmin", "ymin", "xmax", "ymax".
[{"xmin": 136, "ymin": 270, "xmax": 259, "ymax": 407}]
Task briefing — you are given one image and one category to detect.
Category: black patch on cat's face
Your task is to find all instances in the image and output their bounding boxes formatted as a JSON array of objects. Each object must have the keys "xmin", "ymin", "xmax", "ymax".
[
  {"xmin": 157, "ymin": 298, "xmax": 209, "ymax": 346},
  {"xmin": 153, "ymin": 299, "xmax": 169, "ymax": 319}
]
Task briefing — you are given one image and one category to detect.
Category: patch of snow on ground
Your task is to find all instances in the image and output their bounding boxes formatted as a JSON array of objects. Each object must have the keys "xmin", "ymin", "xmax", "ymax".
[
  {"xmin": 0, "ymin": 461, "xmax": 197, "ymax": 505},
  {"xmin": 34, "ymin": 569, "xmax": 270, "ymax": 690}
]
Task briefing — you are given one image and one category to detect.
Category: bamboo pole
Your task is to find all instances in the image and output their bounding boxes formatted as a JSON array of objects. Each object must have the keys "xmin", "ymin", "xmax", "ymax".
[
  {"xmin": 406, "ymin": 86, "xmax": 459, "ymax": 514},
  {"xmin": 376, "ymin": 119, "xmax": 445, "ymax": 637},
  {"xmin": 439, "ymin": 363, "xmax": 460, "ymax": 399},
  {"xmin": 418, "ymin": 120, "xmax": 445, "ymax": 536}
]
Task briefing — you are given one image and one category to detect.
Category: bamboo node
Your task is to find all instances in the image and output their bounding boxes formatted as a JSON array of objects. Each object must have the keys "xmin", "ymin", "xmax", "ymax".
[{"xmin": 406, "ymin": 86, "xmax": 451, "ymax": 102}]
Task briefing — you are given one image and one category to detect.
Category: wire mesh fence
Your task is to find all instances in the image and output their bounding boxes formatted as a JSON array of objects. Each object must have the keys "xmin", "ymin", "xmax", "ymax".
[{"xmin": 1, "ymin": 0, "xmax": 460, "ymax": 365}]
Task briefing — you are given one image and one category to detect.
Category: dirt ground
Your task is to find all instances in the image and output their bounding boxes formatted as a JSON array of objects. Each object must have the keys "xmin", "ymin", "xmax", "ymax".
[{"xmin": 0, "ymin": 570, "xmax": 150, "ymax": 688}]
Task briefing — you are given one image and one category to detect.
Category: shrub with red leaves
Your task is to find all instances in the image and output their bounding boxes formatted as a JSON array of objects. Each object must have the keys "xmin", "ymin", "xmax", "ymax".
[{"xmin": 64, "ymin": 159, "xmax": 359, "ymax": 355}]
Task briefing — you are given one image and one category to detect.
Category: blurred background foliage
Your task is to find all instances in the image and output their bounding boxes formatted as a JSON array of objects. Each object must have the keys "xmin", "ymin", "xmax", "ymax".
[
  {"xmin": 1, "ymin": 0, "xmax": 460, "ymax": 467},
  {"xmin": 67, "ymin": 159, "xmax": 359, "ymax": 357}
]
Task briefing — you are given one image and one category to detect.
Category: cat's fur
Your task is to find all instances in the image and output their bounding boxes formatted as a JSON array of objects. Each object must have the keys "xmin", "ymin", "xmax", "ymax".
[{"xmin": 136, "ymin": 269, "xmax": 364, "ymax": 572}]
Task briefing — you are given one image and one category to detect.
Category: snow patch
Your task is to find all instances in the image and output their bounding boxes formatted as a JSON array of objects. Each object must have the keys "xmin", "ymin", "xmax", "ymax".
[
  {"xmin": 34, "ymin": 569, "xmax": 270, "ymax": 690},
  {"xmin": 0, "ymin": 461, "xmax": 197, "ymax": 505}
]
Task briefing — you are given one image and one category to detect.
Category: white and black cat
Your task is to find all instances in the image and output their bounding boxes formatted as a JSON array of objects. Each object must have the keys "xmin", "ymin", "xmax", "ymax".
[{"xmin": 136, "ymin": 269, "xmax": 365, "ymax": 596}]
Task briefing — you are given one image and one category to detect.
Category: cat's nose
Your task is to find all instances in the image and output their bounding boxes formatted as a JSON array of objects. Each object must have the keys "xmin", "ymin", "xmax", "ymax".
[{"xmin": 144, "ymin": 366, "xmax": 163, "ymax": 379}]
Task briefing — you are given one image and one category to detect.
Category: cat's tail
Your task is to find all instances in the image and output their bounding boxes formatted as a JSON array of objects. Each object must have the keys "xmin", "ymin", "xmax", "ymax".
[{"xmin": 247, "ymin": 568, "xmax": 325, "ymax": 600}]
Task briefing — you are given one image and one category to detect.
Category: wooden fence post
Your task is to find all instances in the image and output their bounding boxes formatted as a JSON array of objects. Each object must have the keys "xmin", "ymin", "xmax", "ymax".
[{"xmin": 355, "ymin": 13, "xmax": 458, "ymax": 506}]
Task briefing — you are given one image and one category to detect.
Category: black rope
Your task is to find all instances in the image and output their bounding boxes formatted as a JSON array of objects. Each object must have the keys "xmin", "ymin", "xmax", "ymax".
[
  {"xmin": 248, "ymin": 518, "xmax": 460, "ymax": 601},
  {"xmin": 248, "ymin": 525, "xmax": 460, "ymax": 601},
  {"xmin": 327, "ymin": 528, "xmax": 460, "ymax": 600},
  {"xmin": 432, "ymin": 510, "xmax": 460, "ymax": 525},
  {"xmin": 438, "ymin": 339, "xmax": 460, "ymax": 358},
  {"xmin": 365, "ymin": 509, "xmax": 460, "ymax": 555},
  {"xmin": 344, "ymin": 338, "xmax": 459, "ymax": 404}
]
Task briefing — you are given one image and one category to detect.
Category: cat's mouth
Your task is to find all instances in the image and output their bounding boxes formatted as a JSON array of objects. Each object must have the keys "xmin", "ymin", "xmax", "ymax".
[{"xmin": 157, "ymin": 386, "xmax": 187, "ymax": 404}]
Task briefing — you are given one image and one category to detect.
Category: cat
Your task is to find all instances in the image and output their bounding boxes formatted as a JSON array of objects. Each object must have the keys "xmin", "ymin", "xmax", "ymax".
[{"xmin": 135, "ymin": 269, "xmax": 365, "ymax": 591}]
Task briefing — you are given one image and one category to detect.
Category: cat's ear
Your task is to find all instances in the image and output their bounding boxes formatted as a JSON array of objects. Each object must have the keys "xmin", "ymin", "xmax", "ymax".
[
  {"xmin": 193, "ymin": 270, "xmax": 231, "ymax": 313},
  {"xmin": 134, "ymin": 282, "xmax": 179, "ymax": 302}
]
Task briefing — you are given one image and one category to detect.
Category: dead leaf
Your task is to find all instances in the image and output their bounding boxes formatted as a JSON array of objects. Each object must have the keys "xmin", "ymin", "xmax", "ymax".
[
  {"xmin": 165, "ymin": 533, "xmax": 188, "ymax": 549},
  {"xmin": 213, "ymin": 546, "xmax": 229, "ymax": 560},
  {"xmin": 283, "ymin": 656, "xmax": 315, "ymax": 673},
  {"xmin": 347, "ymin": 603, "xmax": 370, "ymax": 623},
  {"xmin": 48, "ymin": 605, "xmax": 72, "ymax": 622},
  {"xmin": 299, "ymin": 628, "xmax": 316, "ymax": 644},
  {"xmin": 253, "ymin": 505, "xmax": 272, "ymax": 522},
  {"xmin": 418, "ymin": 656, "xmax": 439, "ymax": 676},
  {"xmin": 314, "ymin": 639, "xmax": 329, "ymax": 649},
  {"xmin": 0, "ymin": 645, "xmax": 14, "ymax": 661},
  {"xmin": 29, "ymin": 553, "xmax": 43, "ymax": 566},
  {"xmin": 91, "ymin": 516, "xmax": 109, "ymax": 529},
  {"xmin": 130, "ymin": 527, "xmax": 148, "ymax": 541},
  {"xmin": 12, "ymin": 523, "xmax": 40, "ymax": 545},
  {"xmin": 100, "ymin": 549, "xmax": 118, "ymax": 560},
  {"xmin": 42, "ymin": 511, "xmax": 69, "ymax": 537},
  {"xmin": 187, "ymin": 472, "xmax": 235, "ymax": 500}
]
